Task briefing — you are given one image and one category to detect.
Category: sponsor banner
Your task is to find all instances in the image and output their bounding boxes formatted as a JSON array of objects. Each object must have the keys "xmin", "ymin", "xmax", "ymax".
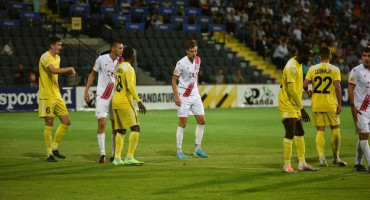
[
  {"xmin": 155, "ymin": 24, "xmax": 173, "ymax": 30},
  {"xmin": 0, "ymin": 20, "xmax": 20, "ymax": 27},
  {"xmin": 208, "ymin": 25, "xmax": 226, "ymax": 32},
  {"xmin": 182, "ymin": 24, "xmax": 200, "ymax": 31},
  {"xmin": 125, "ymin": 23, "xmax": 145, "ymax": 30},
  {"xmin": 196, "ymin": 17, "xmax": 213, "ymax": 23},
  {"xmin": 170, "ymin": 16, "xmax": 188, "ymax": 23},
  {"xmin": 237, "ymin": 84, "xmax": 280, "ymax": 107},
  {"xmin": 173, "ymin": 0, "xmax": 189, "ymax": 6},
  {"xmin": 77, "ymin": 86, "xmax": 176, "ymax": 111},
  {"xmin": 159, "ymin": 8, "xmax": 177, "ymax": 15},
  {"xmin": 19, "ymin": 11, "xmax": 40, "ymax": 19},
  {"xmin": 341, "ymin": 83, "xmax": 349, "ymax": 106},
  {"xmin": 70, "ymin": 5, "xmax": 90, "ymax": 12},
  {"xmin": 0, "ymin": 87, "xmax": 76, "ymax": 112},
  {"xmin": 100, "ymin": 6, "xmax": 119, "ymax": 13},
  {"xmin": 184, "ymin": 8, "xmax": 201, "ymax": 15},
  {"xmin": 130, "ymin": 7, "xmax": 149, "ymax": 14},
  {"xmin": 71, "ymin": 17, "xmax": 82, "ymax": 30},
  {"xmin": 112, "ymin": 15, "xmax": 132, "ymax": 22},
  {"xmin": 7, "ymin": 3, "xmax": 32, "ymax": 10},
  {"xmin": 198, "ymin": 85, "xmax": 216, "ymax": 108},
  {"xmin": 215, "ymin": 85, "xmax": 237, "ymax": 108}
]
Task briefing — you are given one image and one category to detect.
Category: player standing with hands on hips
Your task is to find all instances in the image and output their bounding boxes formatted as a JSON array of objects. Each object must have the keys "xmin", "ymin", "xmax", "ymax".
[{"xmin": 172, "ymin": 40, "xmax": 208, "ymax": 159}]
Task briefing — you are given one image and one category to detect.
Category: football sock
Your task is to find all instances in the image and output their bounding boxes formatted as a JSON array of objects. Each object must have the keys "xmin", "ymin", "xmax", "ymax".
[
  {"xmin": 44, "ymin": 126, "xmax": 53, "ymax": 156},
  {"xmin": 176, "ymin": 126, "xmax": 184, "ymax": 154},
  {"xmin": 294, "ymin": 136, "xmax": 306, "ymax": 164},
  {"xmin": 127, "ymin": 131, "xmax": 139, "ymax": 158},
  {"xmin": 115, "ymin": 133, "xmax": 125, "ymax": 159},
  {"xmin": 319, "ymin": 156, "xmax": 326, "ymax": 163},
  {"xmin": 331, "ymin": 128, "xmax": 341, "ymax": 158},
  {"xmin": 355, "ymin": 140, "xmax": 363, "ymax": 165},
  {"xmin": 52, "ymin": 124, "xmax": 69, "ymax": 149},
  {"xmin": 111, "ymin": 133, "xmax": 116, "ymax": 156},
  {"xmin": 195, "ymin": 124, "xmax": 205, "ymax": 151},
  {"xmin": 359, "ymin": 140, "xmax": 370, "ymax": 166},
  {"xmin": 316, "ymin": 131, "xmax": 325, "ymax": 157},
  {"xmin": 283, "ymin": 138, "xmax": 293, "ymax": 166},
  {"xmin": 97, "ymin": 133, "xmax": 105, "ymax": 156}
]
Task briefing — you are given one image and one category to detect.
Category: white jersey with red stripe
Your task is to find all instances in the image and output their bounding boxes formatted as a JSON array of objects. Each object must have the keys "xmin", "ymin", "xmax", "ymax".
[
  {"xmin": 173, "ymin": 56, "xmax": 201, "ymax": 97},
  {"xmin": 93, "ymin": 54, "xmax": 123, "ymax": 101},
  {"xmin": 348, "ymin": 64, "xmax": 370, "ymax": 111}
]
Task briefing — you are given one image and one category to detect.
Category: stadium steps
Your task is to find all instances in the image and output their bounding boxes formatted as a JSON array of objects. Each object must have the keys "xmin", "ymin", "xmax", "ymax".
[{"xmin": 213, "ymin": 32, "xmax": 282, "ymax": 84}]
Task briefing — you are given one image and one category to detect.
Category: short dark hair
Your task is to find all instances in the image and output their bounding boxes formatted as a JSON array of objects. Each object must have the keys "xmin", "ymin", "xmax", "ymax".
[
  {"xmin": 122, "ymin": 46, "xmax": 134, "ymax": 61},
  {"xmin": 110, "ymin": 40, "xmax": 123, "ymax": 49},
  {"xmin": 186, "ymin": 40, "xmax": 198, "ymax": 50},
  {"xmin": 49, "ymin": 36, "xmax": 61, "ymax": 47},
  {"xmin": 362, "ymin": 46, "xmax": 370, "ymax": 54},
  {"xmin": 319, "ymin": 47, "xmax": 331, "ymax": 60},
  {"xmin": 298, "ymin": 45, "xmax": 312, "ymax": 56}
]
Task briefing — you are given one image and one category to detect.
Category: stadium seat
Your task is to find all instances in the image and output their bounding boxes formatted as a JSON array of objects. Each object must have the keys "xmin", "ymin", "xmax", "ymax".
[
  {"xmin": 127, "ymin": 30, "xmax": 137, "ymax": 39},
  {"xmin": 157, "ymin": 39, "xmax": 166, "ymax": 49},
  {"xmin": 9, "ymin": 56, "xmax": 19, "ymax": 68},
  {"xmin": 29, "ymin": 56, "xmax": 39, "ymax": 68},
  {"xmin": 4, "ymin": 75, "xmax": 13, "ymax": 85},
  {"xmin": 30, "ymin": 27, "xmax": 40, "ymax": 38},
  {"xmin": 148, "ymin": 39, "xmax": 158, "ymax": 47},
  {"xmin": 162, "ymin": 31, "xmax": 170, "ymax": 39},
  {"xmin": 156, "ymin": 57, "xmax": 165, "ymax": 66},
  {"xmin": 169, "ymin": 31, "xmax": 178, "ymax": 40},
  {"xmin": 216, "ymin": 57, "xmax": 225, "ymax": 67},
  {"xmin": 136, "ymin": 30, "xmax": 145, "ymax": 39},
  {"xmin": 23, "ymin": 37, "xmax": 33, "ymax": 46},
  {"xmin": 0, "ymin": 56, "xmax": 10, "ymax": 66},
  {"xmin": 1, "ymin": 66, "xmax": 12, "ymax": 77},
  {"xmin": 144, "ymin": 29, "xmax": 154, "ymax": 39},
  {"xmin": 1, "ymin": 27, "xmax": 11, "ymax": 37},
  {"xmin": 19, "ymin": 56, "xmax": 30, "ymax": 66},
  {"xmin": 68, "ymin": 57, "xmax": 79, "ymax": 67},
  {"xmin": 60, "ymin": 56, "xmax": 68, "ymax": 67},
  {"xmin": 153, "ymin": 31, "xmax": 162, "ymax": 39},
  {"xmin": 25, "ymin": 46, "xmax": 37, "ymax": 57},
  {"xmin": 139, "ymin": 39, "xmax": 149, "ymax": 48},
  {"xmin": 20, "ymin": 27, "xmax": 31, "ymax": 37},
  {"xmin": 152, "ymin": 48, "xmax": 162, "ymax": 57},
  {"xmin": 165, "ymin": 39, "xmax": 174, "ymax": 48},
  {"xmin": 11, "ymin": 27, "xmax": 21, "ymax": 37}
]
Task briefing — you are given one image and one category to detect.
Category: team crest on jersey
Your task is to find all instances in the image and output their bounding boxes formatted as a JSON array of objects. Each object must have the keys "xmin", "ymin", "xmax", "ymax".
[{"xmin": 117, "ymin": 68, "xmax": 123, "ymax": 73}]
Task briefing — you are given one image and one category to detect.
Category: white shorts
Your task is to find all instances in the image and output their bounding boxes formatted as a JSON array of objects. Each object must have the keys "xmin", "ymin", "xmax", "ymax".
[
  {"xmin": 355, "ymin": 111, "xmax": 370, "ymax": 134},
  {"xmin": 95, "ymin": 98, "xmax": 113, "ymax": 120},
  {"xmin": 178, "ymin": 94, "xmax": 204, "ymax": 117}
]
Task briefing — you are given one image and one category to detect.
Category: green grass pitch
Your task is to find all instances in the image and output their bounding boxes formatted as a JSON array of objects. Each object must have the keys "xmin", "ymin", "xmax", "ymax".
[{"xmin": 0, "ymin": 107, "xmax": 369, "ymax": 199}]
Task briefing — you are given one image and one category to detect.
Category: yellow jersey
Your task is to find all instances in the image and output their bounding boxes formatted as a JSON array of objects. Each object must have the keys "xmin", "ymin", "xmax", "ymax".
[
  {"xmin": 305, "ymin": 63, "xmax": 341, "ymax": 112},
  {"xmin": 112, "ymin": 62, "xmax": 141, "ymax": 109},
  {"xmin": 278, "ymin": 57, "xmax": 303, "ymax": 112},
  {"xmin": 38, "ymin": 51, "xmax": 62, "ymax": 99}
]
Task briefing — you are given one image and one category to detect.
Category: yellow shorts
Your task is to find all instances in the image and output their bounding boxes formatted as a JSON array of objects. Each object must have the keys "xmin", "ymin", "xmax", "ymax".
[
  {"xmin": 39, "ymin": 98, "xmax": 68, "ymax": 118},
  {"xmin": 312, "ymin": 112, "xmax": 340, "ymax": 126},
  {"xmin": 113, "ymin": 107, "xmax": 139, "ymax": 130},
  {"xmin": 280, "ymin": 110, "xmax": 301, "ymax": 121}
]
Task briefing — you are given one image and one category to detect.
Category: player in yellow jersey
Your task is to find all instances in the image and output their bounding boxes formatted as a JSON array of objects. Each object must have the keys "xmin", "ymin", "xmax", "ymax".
[
  {"xmin": 278, "ymin": 45, "xmax": 318, "ymax": 173},
  {"xmin": 303, "ymin": 47, "xmax": 347, "ymax": 167},
  {"xmin": 111, "ymin": 46, "xmax": 146, "ymax": 166},
  {"xmin": 38, "ymin": 36, "xmax": 76, "ymax": 162}
]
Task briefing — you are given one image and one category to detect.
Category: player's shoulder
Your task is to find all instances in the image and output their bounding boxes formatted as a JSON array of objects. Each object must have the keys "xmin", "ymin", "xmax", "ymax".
[
  {"xmin": 97, "ymin": 54, "xmax": 109, "ymax": 62},
  {"xmin": 40, "ymin": 51, "xmax": 50, "ymax": 60},
  {"xmin": 177, "ymin": 56, "xmax": 188, "ymax": 66},
  {"xmin": 351, "ymin": 64, "xmax": 363, "ymax": 72}
]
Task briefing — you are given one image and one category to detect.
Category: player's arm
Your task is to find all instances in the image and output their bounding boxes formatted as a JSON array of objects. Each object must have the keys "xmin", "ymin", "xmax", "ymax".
[
  {"xmin": 287, "ymin": 82, "xmax": 310, "ymax": 122},
  {"xmin": 84, "ymin": 70, "xmax": 97, "ymax": 102},
  {"xmin": 303, "ymin": 79, "xmax": 312, "ymax": 97},
  {"xmin": 348, "ymin": 83, "xmax": 361, "ymax": 122},
  {"xmin": 48, "ymin": 64, "xmax": 75, "ymax": 76},
  {"xmin": 334, "ymin": 80, "xmax": 342, "ymax": 114},
  {"xmin": 172, "ymin": 75, "xmax": 181, "ymax": 107},
  {"xmin": 126, "ymin": 70, "xmax": 146, "ymax": 114}
]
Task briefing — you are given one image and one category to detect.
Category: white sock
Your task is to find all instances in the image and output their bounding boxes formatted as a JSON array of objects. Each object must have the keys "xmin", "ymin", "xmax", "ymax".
[
  {"xmin": 176, "ymin": 126, "xmax": 184, "ymax": 154},
  {"xmin": 97, "ymin": 133, "xmax": 105, "ymax": 156},
  {"xmin": 195, "ymin": 124, "xmax": 205, "ymax": 150},
  {"xmin": 299, "ymin": 161, "xmax": 306, "ymax": 166},
  {"xmin": 359, "ymin": 140, "xmax": 370, "ymax": 166},
  {"xmin": 355, "ymin": 140, "xmax": 363, "ymax": 165},
  {"xmin": 111, "ymin": 133, "xmax": 116, "ymax": 156}
]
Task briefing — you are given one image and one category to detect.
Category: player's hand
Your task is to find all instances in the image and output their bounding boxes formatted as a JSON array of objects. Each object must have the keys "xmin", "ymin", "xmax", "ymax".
[
  {"xmin": 306, "ymin": 90, "xmax": 312, "ymax": 98},
  {"xmin": 175, "ymin": 96, "xmax": 181, "ymax": 107},
  {"xmin": 84, "ymin": 91, "xmax": 90, "ymax": 102},
  {"xmin": 70, "ymin": 67, "xmax": 76, "ymax": 77},
  {"xmin": 336, "ymin": 105, "xmax": 342, "ymax": 115},
  {"xmin": 301, "ymin": 108, "xmax": 310, "ymax": 122},
  {"xmin": 351, "ymin": 105, "xmax": 362, "ymax": 123},
  {"xmin": 138, "ymin": 101, "xmax": 146, "ymax": 114}
]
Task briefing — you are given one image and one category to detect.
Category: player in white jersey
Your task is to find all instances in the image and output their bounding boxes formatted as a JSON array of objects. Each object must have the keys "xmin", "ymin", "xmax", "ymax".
[
  {"xmin": 84, "ymin": 41, "xmax": 124, "ymax": 163},
  {"xmin": 348, "ymin": 46, "xmax": 370, "ymax": 172},
  {"xmin": 171, "ymin": 40, "xmax": 208, "ymax": 159}
]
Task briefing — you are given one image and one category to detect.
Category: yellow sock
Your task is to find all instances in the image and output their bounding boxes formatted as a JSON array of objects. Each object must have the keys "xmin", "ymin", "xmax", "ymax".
[
  {"xmin": 127, "ymin": 131, "xmax": 140, "ymax": 158},
  {"xmin": 331, "ymin": 128, "xmax": 341, "ymax": 157},
  {"xmin": 294, "ymin": 136, "xmax": 305, "ymax": 163},
  {"xmin": 44, "ymin": 126, "xmax": 53, "ymax": 155},
  {"xmin": 52, "ymin": 124, "xmax": 69, "ymax": 149},
  {"xmin": 316, "ymin": 131, "xmax": 325, "ymax": 157},
  {"xmin": 115, "ymin": 133, "xmax": 125, "ymax": 159},
  {"xmin": 283, "ymin": 138, "xmax": 293, "ymax": 166}
]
